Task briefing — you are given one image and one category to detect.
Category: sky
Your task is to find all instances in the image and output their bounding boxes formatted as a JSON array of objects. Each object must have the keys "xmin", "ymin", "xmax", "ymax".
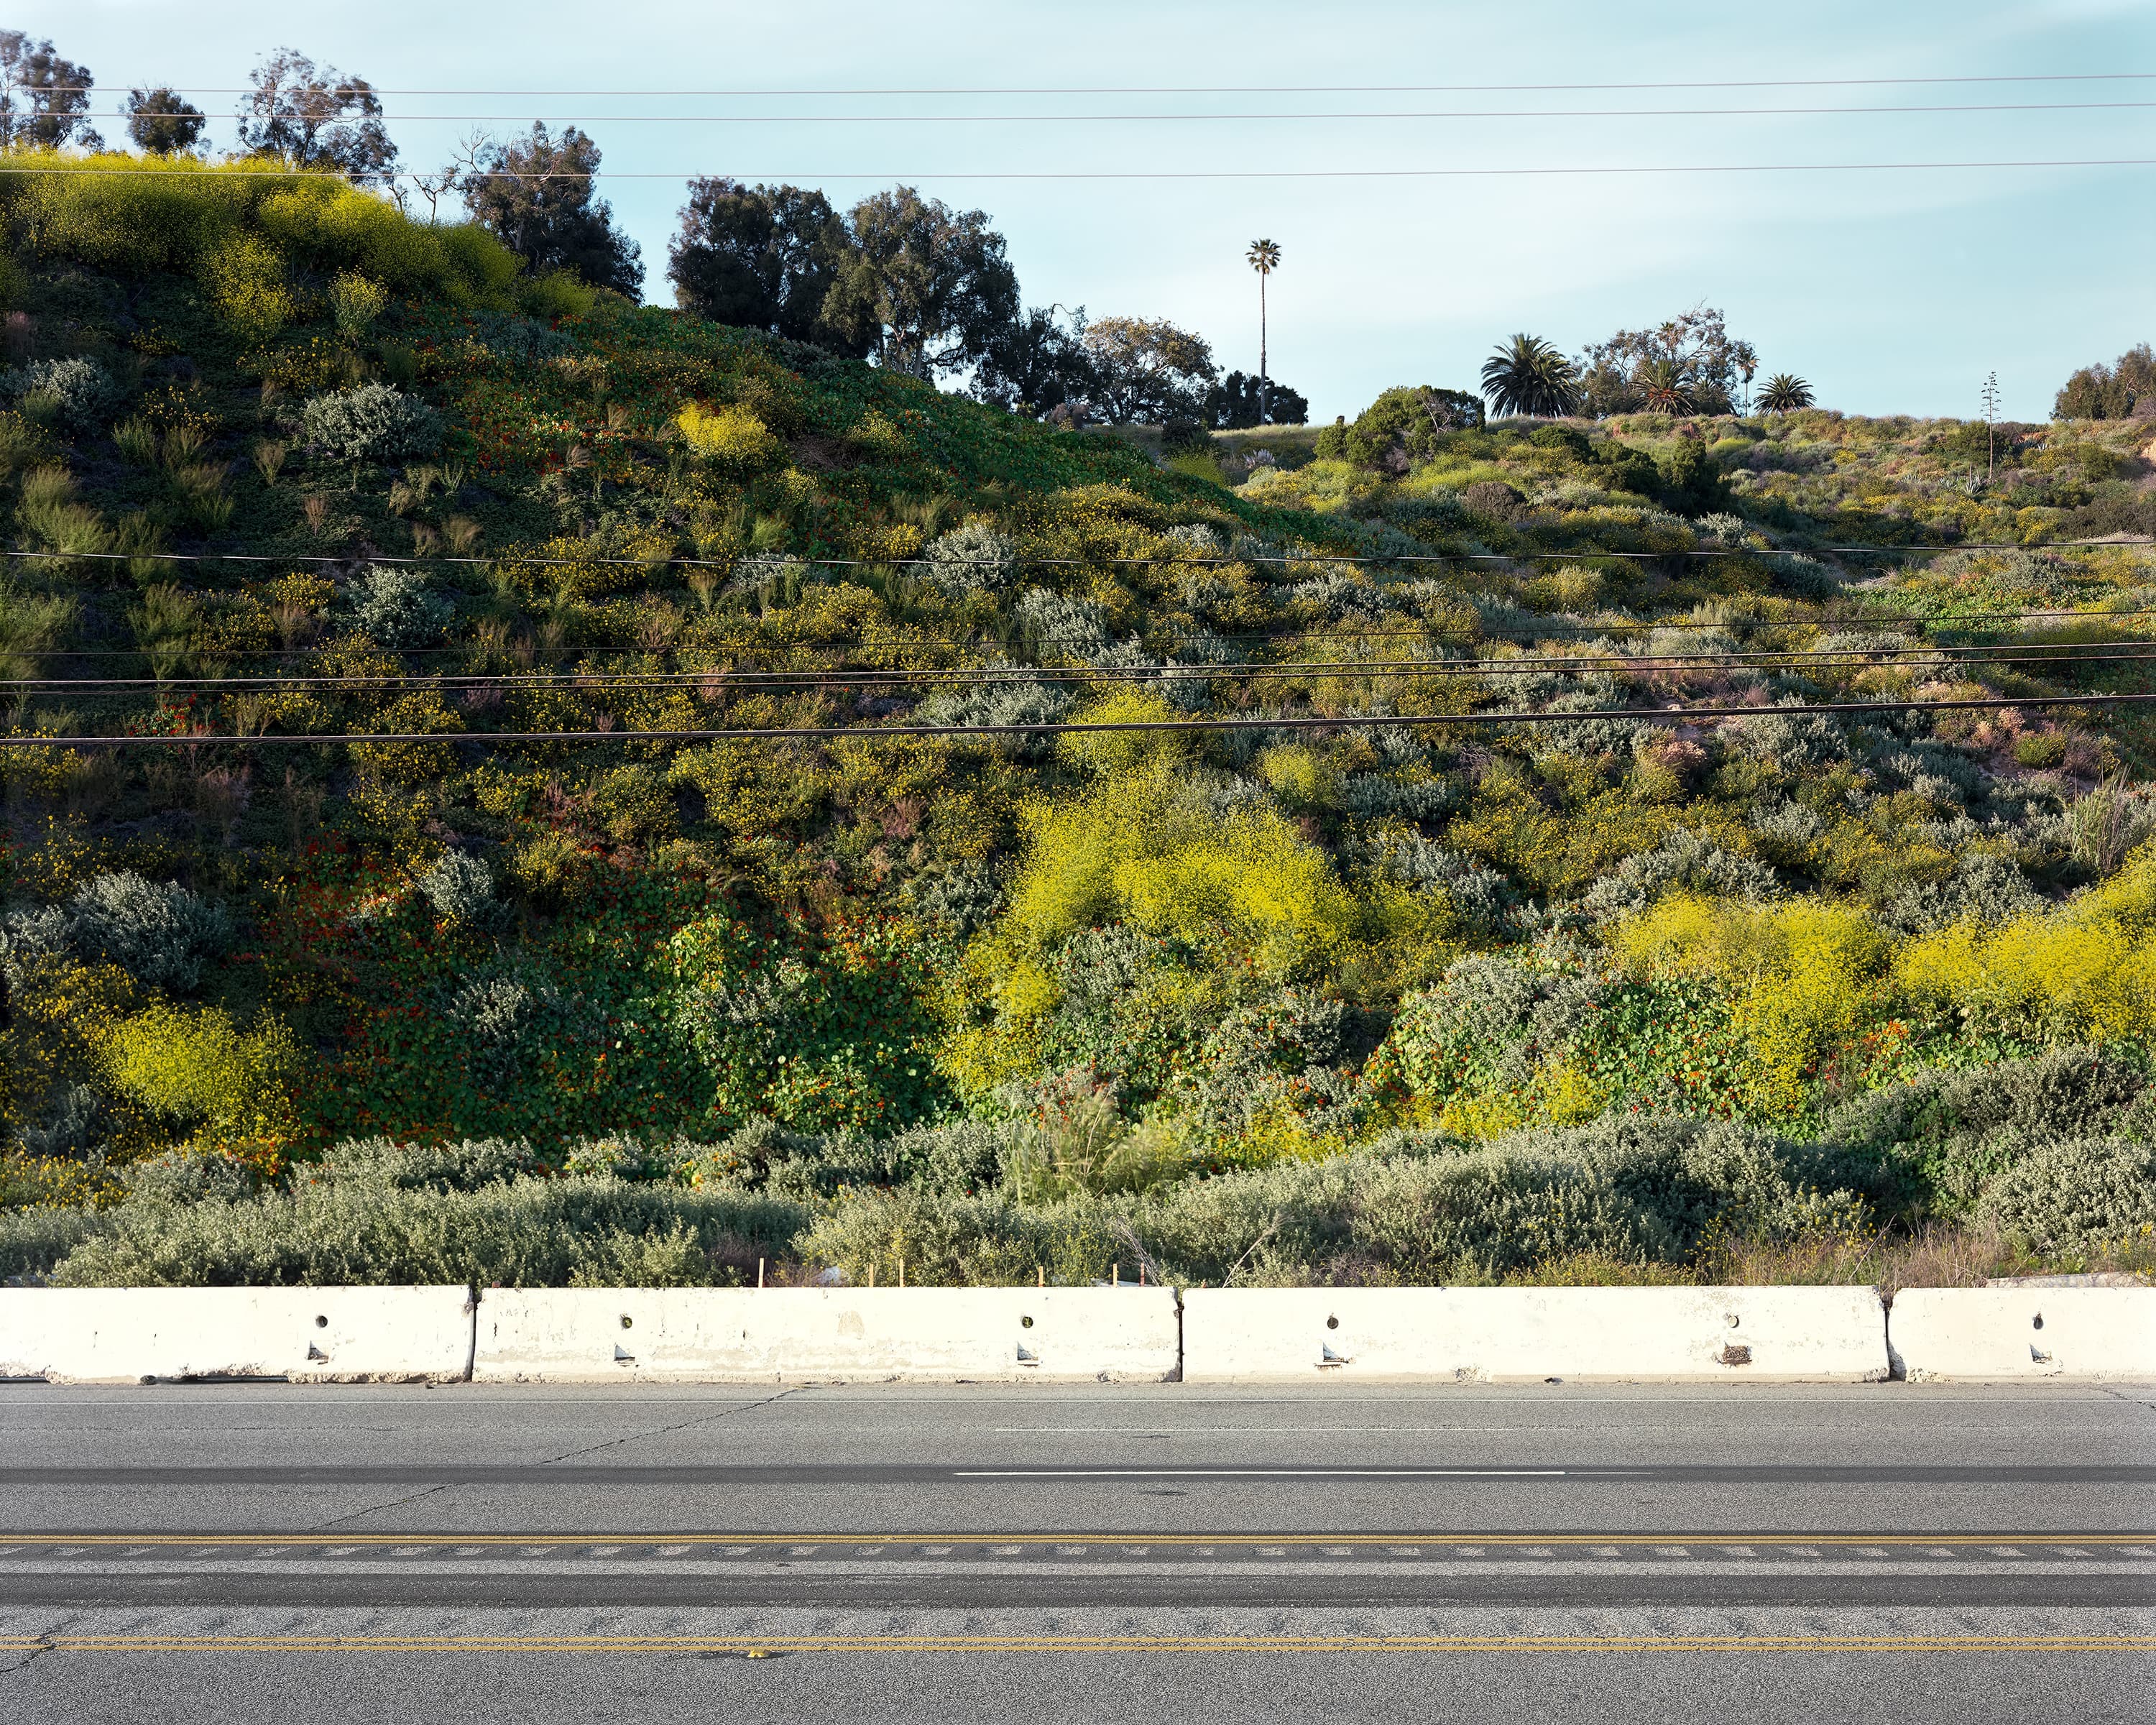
[{"xmin": 16, "ymin": 0, "xmax": 2155, "ymax": 423}]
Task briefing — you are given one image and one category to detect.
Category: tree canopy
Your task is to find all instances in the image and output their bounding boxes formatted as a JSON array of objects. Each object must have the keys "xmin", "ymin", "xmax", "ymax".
[
  {"xmin": 124, "ymin": 87, "xmax": 207, "ymax": 157},
  {"xmin": 823, "ymin": 187, "xmax": 1021, "ymax": 381},
  {"xmin": 1080, "ymin": 316, "xmax": 1219, "ymax": 424},
  {"xmin": 1208, "ymin": 369, "xmax": 1309, "ymax": 428},
  {"xmin": 1577, "ymin": 305, "xmax": 1757, "ymax": 418},
  {"xmin": 2055, "ymin": 344, "xmax": 2155, "ymax": 420},
  {"xmin": 0, "ymin": 32, "xmax": 100, "ymax": 150},
  {"xmin": 234, "ymin": 47, "xmax": 397, "ymax": 185},
  {"xmin": 667, "ymin": 178, "xmax": 862, "ymax": 350},
  {"xmin": 460, "ymin": 124, "xmax": 644, "ymax": 298}
]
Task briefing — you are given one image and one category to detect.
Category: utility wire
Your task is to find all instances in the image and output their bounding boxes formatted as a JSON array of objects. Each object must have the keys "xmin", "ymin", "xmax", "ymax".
[
  {"xmin": 9, "ymin": 157, "xmax": 2152, "ymax": 180},
  {"xmin": 22, "ymin": 607, "xmax": 2156, "ymax": 665},
  {"xmin": 9, "ymin": 691, "xmax": 2155, "ymax": 749},
  {"xmin": 11, "ymin": 540, "xmax": 2148, "ymax": 572},
  {"xmin": 29, "ymin": 74, "xmax": 2156, "ymax": 96},
  {"xmin": 52, "ymin": 99, "xmax": 2156, "ymax": 121},
  {"xmin": 16, "ymin": 640, "xmax": 2156, "ymax": 694}
]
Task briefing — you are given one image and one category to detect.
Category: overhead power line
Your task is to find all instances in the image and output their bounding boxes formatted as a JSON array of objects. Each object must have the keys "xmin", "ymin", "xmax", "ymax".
[
  {"xmin": 15, "ymin": 640, "xmax": 2156, "ymax": 694},
  {"xmin": 9, "ymin": 157, "xmax": 2152, "ymax": 181},
  {"xmin": 27, "ymin": 73, "xmax": 2156, "ymax": 96},
  {"xmin": 9, "ymin": 691, "xmax": 2155, "ymax": 749},
  {"xmin": 10, "ymin": 541, "xmax": 2150, "ymax": 575},
  {"xmin": 54, "ymin": 99, "xmax": 2156, "ymax": 121}
]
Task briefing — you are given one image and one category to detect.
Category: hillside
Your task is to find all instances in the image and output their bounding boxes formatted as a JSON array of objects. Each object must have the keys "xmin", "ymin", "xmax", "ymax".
[{"xmin": 3, "ymin": 156, "xmax": 2154, "ymax": 1288}]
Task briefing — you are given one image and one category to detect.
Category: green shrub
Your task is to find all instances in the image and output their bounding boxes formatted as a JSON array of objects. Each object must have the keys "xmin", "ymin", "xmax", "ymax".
[
  {"xmin": 67, "ymin": 872, "xmax": 233, "ymax": 993},
  {"xmin": 0, "ymin": 1206, "xmax": 107, "ymax": 1281},
  {"xmin": 302, "ymin": 383, "xmax": 444, "ymax": 464},
  {"xmin": 123, "ymin": 1148, "xmax": 259, "ymax": 1207},
  {"xmin": 345, "ymin": 564, "xmax": 452, "ymax": 647},
  {"xmin": 47, "ymin": 1172, "xmax": 806, "ymax": 1288},
  {"xmin": 921, "ymin": 521, "xmax": 1021, "ymax": 594},
  {"xmin": 1978, "ymin": 1137, "xmax": 2156, "ymax": 1254},
  {"xmin": 415, "ymin": 850, "xmax": 505, "ymax": 929},
  {"xmin": 438, "ymin": 970, "xmax": 602, "ymax": 1085},
  {"xmin": 1, "ymin": 358, "xmax": 121, "ymax": 434}
]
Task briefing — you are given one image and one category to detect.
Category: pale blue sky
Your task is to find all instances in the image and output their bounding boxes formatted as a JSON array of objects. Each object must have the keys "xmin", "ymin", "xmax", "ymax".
[{"xmin": 19, "ymin": 0, "xmax": 2155, "ymax": 421}]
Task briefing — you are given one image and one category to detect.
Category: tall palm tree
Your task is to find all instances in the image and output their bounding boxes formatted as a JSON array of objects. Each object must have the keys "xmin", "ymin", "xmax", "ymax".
[
  {"xmin": 1758, "ymin": 373, "xmax": 1814, "ymax": 414},
  {"xmin": 1246, "ymin": 238, "xmax": 1280, "ymax": 423},
  {"xmin": 1480, "ymin": 334, "xmax": 1578, "ymax": 419}
]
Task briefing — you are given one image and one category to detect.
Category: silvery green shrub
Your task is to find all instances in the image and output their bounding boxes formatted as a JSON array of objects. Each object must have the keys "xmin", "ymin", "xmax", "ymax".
[
  {"xmin": 1879, "ymin": 852, "xmax": 2043, "ymax": 936},
  {"xmin": 305, "ymin": 1136, "xmax": 542, "ymax": 1193},
  {"xmin": 66, "ymin": 872, "xmax": 233, "ymax": 993},
  {"xmin": 415, "ymin": 850, "xmax": 502, "ymax": 928},
  {"xmin": 918, "ymin": 669, "xmax": 1069, "ymax": 754},
  {"xmin": 921, "ymin": 521, "xmax": 1020, "ymax": 594},
  {"xmin": 301, "ymin": 383, "xmax": 443, "ymax": 464},
  {"xmin": 900, "ymin": 859, "xmax": 1004, "ymax": 937},
  {"xmin": 123, "ymin": 1147, "xmax": 257, "ymax": 1207},
  {"xmin": 3, "ymin": 357, "xmax": 121, "ymax": 433},
  {"xmin": 0, "ymin": 903, "xmax": 70, "ymax": 988},
  {"xmin": 346, "ymin": 564, "xmax": 451, "ymax": 648},
  {"xmin": 1978, "ymin": 1137, "xmax": 2156, "ymax": 1254},
  {"xmin": 1012, "ymin": 587, "xmax": 1107, "ymax": 655},
  {"xmin": 441, "ymin": 970, "xmax": 601, "ymax": 1083},
  {"xmin": 1581, "ymin": 830, "xmax": 1782, "ymax": 924},
  {"xmin": 14, "ymin": 1083, "xmax": 105, "ymax": 1161}
]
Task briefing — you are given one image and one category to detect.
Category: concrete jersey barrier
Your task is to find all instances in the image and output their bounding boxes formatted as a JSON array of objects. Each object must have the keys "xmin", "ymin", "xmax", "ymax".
[
  {"xmin": 0, "ymin": 1287, "xmax": 474, "ymax": 1384},
  {"xmin": 1181, "ymin": 1286, "xmax": 1891, "ymax": 1382},
  {"xmin": 1889, "ymin": 1287, "xmax": 2156, "ymax": 1380},
  {"xmin": 474, "ymin": 1286, "xmax": 1181, "ymax": 1382}
]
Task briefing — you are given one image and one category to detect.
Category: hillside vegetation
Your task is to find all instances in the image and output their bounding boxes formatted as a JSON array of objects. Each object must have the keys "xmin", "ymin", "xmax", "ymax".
[{"xmin": 4, "ymin": 158, "xmax": 2155, "ymax": 1286}]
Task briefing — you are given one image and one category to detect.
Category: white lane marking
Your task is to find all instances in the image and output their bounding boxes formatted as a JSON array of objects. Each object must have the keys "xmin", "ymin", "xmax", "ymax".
[
  {"xmin": 991, "ymin": 1427, "xmax": 1543, "ymax": 1435},
  {"xmin": 954, "ymin": 1469, "xmax": 1568, "ymax": 1478}
]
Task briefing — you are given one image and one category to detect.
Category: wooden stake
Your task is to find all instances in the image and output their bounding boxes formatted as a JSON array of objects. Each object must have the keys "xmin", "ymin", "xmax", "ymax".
[
  {"xmin": 899, "ymin": 1258, "xmax": 906, "ymax": 1288},
  {"xmin": 867, "ymin": 1264, "xmax": 876, "ymax": 1288},
  {"xmin": 757, "ymin": 1258, "xmax": 765, "ymax": 1288}
]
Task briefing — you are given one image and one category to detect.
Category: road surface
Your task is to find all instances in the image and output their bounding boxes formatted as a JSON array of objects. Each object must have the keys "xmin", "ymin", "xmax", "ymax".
[{"xmin": 0, "ymin": 1380, "xmax": 2150, "ymax": 1721}]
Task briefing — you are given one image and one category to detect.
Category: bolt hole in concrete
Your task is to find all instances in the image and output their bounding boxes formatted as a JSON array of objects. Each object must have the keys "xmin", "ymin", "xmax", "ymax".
[
  {"xmin": 1327, "ymin": 1316, "xmax": 1340, "ymax": 1330},
  {"xmin": 1726, "ymin": 1313, "xmax": 1741, "ymax": 1328},
  {"xmin": 1021, "ymin": 1315, "xmax": 1034, "ymax": 1328},
  {"xmin": 314, "ymin": 1315, "xmax": 328, "ymax": 1328},
  {"xmin": 2033, "ymin": 1313, "xmax": 2045, "ymax": 1329},
  {"xmin": 621, "ymin": 1315, "xmax": 633, "ymax": 1330}
]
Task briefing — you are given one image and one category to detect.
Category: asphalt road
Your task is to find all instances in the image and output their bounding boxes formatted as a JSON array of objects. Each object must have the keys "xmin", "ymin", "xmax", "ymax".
[{"xmin": 1, "ymin": 1381, "xmax": 2151, "ymax": 1722}]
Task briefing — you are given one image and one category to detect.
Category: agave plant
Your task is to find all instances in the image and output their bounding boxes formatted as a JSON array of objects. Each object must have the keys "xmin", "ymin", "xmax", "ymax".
[
  {"xmin": 1759, "ymin": 372, "xmax": 1815, "ymax": 413},
  {"xmin": 1638, "ymin": 357, "xmax": 1695, "ymax": 415},
  {"xmin": 1480, "ymin": 334, "xmax": 1579, "ymax": 419}
]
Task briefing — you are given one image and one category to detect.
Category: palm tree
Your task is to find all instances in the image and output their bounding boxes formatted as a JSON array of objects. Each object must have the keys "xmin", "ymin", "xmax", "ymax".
[
  {"xmin": 1246, "ymin": 238, "xmax": 1280, "ymax": 423},
  {"xmin": 1480, "ymin": 334, "xmax": 1578, "ymax": 419},
  {"xmin": 1638, "ymin": 356, "xmax": 1695, "ymax": 415},
  {"xmin": 1758, "ymin": 373, "xmax": 1815, "ymax": 414}
]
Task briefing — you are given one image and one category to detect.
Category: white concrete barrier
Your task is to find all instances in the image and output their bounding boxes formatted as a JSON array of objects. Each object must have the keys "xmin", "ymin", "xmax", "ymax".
[
  {"xmin": 1890, "ymin": 1288, "xmax": 2156, "ymax": 1381},
  {"xmin": 0, "ymin": 1287, "xmax": 474, "ymax": 1383},
  {"xmin": 474, "ymin": 1287, "xmax": 1180, "ymax": 1382},
  {"xmin": 1181, "ymin": 1287, "xmax": 1889, "ymax": 1382}
]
